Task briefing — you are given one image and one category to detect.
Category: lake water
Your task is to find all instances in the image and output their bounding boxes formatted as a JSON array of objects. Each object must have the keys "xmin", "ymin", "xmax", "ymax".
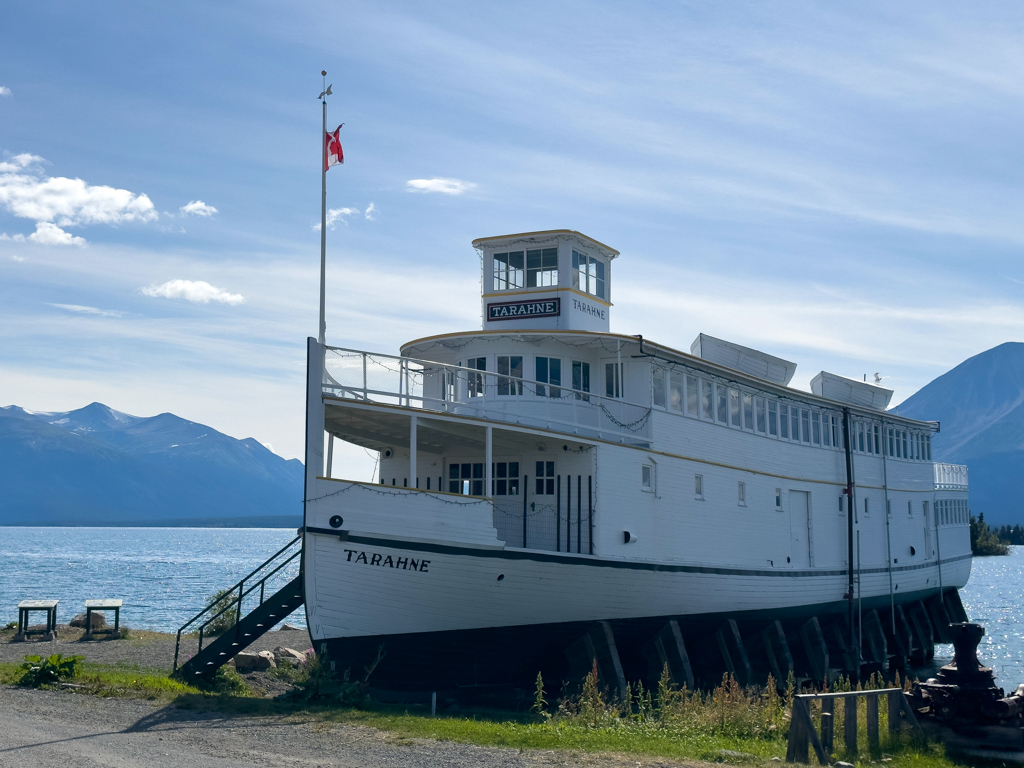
[
  {"xmin": 0, "ymin": 527, "xmax": 304, "ymax": 632},
  {"xmin": 1, "ymin": 528, "xmax": 1023, "ymax": 687}
]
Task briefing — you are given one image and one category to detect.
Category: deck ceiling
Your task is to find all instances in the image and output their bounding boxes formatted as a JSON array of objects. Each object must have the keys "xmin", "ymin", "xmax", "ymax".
[{"xmin": 324, "ymin": 402, "xmax": 589, "ymax": 456}]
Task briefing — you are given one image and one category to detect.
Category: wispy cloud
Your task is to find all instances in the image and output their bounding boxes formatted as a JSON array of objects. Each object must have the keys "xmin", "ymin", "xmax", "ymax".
[
  {"xmin": 364, "ymin": 202, "xmax": 377, "ymax": 221},
  {"xmin": 141, "ymin": 279, "xmax": 245, "ymax": 305},
  {"xmin": 9, "ymin": 254, "xmax": 25, "ymax": 262},
  {"xmin": 179, "ymin": 200, "xmax": 218, "ymax": 217},
  {"xmin": 312, "ymin": 207, "xmax": 360, "ymax": 231},
  {"xmin": 0, "ymin": 153, "xmax": 157, "ymax": 246},
  {"xmin": 49, "ymin": 303, "xmax": 124, "ymax": 318},
  {"xmin": 0, "ymin": 86, "xmax": 10, "ymax": 97},
  {"xmin": 405, "ymin": 178, "xmax": 476, "ymax": 195}
]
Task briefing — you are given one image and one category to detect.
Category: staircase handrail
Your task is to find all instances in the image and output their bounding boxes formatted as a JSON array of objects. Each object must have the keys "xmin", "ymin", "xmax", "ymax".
[{"xmin": 173, "ymin": 534, "xmax": 302, "ymax": 673}]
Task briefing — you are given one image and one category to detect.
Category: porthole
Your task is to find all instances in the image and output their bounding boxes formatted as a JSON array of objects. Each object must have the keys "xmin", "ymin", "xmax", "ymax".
[
  {"xmin": 329, "ymin": 515, "xmax": 344, "ymax": 529},
  {"xmin": 496, "ymin": 574, "xmax": 505, "ymax": 582}
]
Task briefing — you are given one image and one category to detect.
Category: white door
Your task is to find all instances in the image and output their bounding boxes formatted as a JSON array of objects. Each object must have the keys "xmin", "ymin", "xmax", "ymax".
[{"xmin": 789, "ymin": 491, "xmax": 812, "ymax": 567}]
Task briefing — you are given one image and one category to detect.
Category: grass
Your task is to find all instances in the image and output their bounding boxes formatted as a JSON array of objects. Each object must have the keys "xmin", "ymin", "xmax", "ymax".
[{"xmin": 0, "ymin": 655, "xmax": 962, "ymax": 768}]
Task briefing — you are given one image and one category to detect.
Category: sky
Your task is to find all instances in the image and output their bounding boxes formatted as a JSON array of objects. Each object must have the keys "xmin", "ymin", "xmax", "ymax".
[{"xmin": 2, "ymin": 2, "xmax": 1023, "ymax": 475}]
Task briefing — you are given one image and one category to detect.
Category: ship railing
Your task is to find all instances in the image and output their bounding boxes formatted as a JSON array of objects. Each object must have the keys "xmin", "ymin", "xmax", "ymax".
[
  {"xmin": 323, "ymin": 346, "xmax": 652, "ymax": 443},
  {"xmin": 933, "ymin": 462, "xmax": 968, "ymax": 491}
]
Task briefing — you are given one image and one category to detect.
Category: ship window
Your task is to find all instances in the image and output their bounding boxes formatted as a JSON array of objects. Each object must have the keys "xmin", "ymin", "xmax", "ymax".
[
  {"xmin": 443, "ymin": 367, "xmax": 457, "ymax": 402},
  {"xmin": 821, "ymin": 414, "xmax": 830, "ymax": 447},
  {"xmin": 491, "ymin": 462, "xmax": 520, "ymax": 496},
  {"xmin": 701, "ymin": 379, "xmax": 714, "ymax": 419},
  {"xmin": 670, "ymin": 371, "xmax": 683, "ymax": 412},
  {"xmin": 866, "ymin": 424, "xmax": 874, "ymax": 454},
  {"xmin": 775, "ymin": 488, "xmax": 782, "ymax": 509},
  {"xmin": 686, "ymin": 375, "xmax": 699, "ymax": 416},
  {"xmin": 858, "ymin": 423, "xmax": 865, "ymax": 453},
  {"xmin": 779, "ymin": 404, "xmax": 789, "ymax": 439},
  {"xmin": 874, "ymin": 425, "xmax": 881, "ymax": 455},
  {"xmin": 742, "ymin": 393, "xmax": 753, "ymax": 430},
  {"xmin": 832, "ymin": 416, "xmax": 839, "ymax": 447},
  {"xmin": 536, "ymin": 357, "xmax": 561, "ymax": 398},
  {"xmin": 756, "ymin": 397, "xmax": 766, "ymax": 433},
  {"xmin": 888, "ymin": 427, "xmax": 895, "ymax": 456},
  {"xmin": 535, "ymin": 461, "xmax": 555, "ymax": 495},
  {"xmin": 605, "ymin": 362, "xmax": 622, "ymax": 398},
  {"xmin": 738, "ymin": 481, "xmax": 746, "ymax": 506},
  {"xmin": 642, "ymin": 464, "xmax": 654, "ymax": 491},
  {"xmin": 926, "ymin": 435, "xmax": 932, "ymax": 460},
  {"xmin": 839, "ymin": 495, "xmax": 844, "ymax": 513},
  {"xmin": 791, "ymin": 407, "xmax": 800, "ymax": 442},
  {"xmin": 902, "ymin": 431, "xmax": 908, "ymax": 459},
  {"xmin": 730, "ymin": 389, "xmax": 741, "ymax": 426},
  {"xmin": 497, "ymin": 356, "xmax": 523, "ymax": 396},
  {"xmin": 572, "ymin": 361, "xmax": 590, "ymax": 401},
  {"xmin": 653, "ymin": 368, "xmax": 667, "ymax": 408},
  {"xmin": 572, "ymin": 250, "xmax": 606, "ymax": 299},
  {"xmin": 449, "ymin": 462, "xmax": 484, "ymax": 495},
  {"xmin": 768, "ymin": 401, "xmax": 778, "ymax": 436},
  {"xmin": 492, "ymin": 251, "xmax": 525, "ymax": 291},
  {"xmin": 812, "ymin": 412, "xmax": 821, "ymax": 445},
  {"xmin": 717, "ymin": 385, "xmax": 728, "ymax": 423},
  {"xmin": 527, "ymin": 248, "xmax": 558, "ymax": 288},
  {"xmin": 864, "ymin": 497, "xmax": 869, "ymax": 516},
  {"xmin": 468, "ymin": 357, "xmax": 486, "ymax": 398},
  {"xmin": 695, "ymin": 474, "xmax": 704, "ymax": 499},
  {"xmin": 908, "ymin": 500, "xmax": 913, "ymax": 517}
]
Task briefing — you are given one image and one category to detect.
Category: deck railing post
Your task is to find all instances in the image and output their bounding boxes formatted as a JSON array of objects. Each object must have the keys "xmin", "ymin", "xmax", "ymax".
[
  {"xmin": 821, "ymin": 699, "xmax": 834, "ymax": 755},
  {"xmin": 845, "ymin": 694, "xmax": 858, "ymax": 753}
]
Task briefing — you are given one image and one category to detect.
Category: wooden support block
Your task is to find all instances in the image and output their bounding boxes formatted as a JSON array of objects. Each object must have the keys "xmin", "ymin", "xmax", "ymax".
[
  {"xmin": 800, "ymin": 617, "xmax": 829, "ymax": 683},
  {"xmin": 653, "ymin": 620, "xmax": 694, "ymax": 690},
  {"xmin": 715, "ymin": 619, "xmax": 753, "ymax": 687},
  {"xmin": 944, "ymin": 588, "xmax": 970, "ymax": 624},
  {"xmin": 907, "ymin": 602, "xmax": 935, "ymax": 662},
  {"xmin": 925, "ymin": 595, "xmax": 952, "ymax": 644},
  {"xmin": 821, "ymin": 699, "xmax": 835, "ymax": 755},
  {"xmin": 863, "ymin": 610, "xmax": 888, "ymax": 666},
  {"xmin": 867, "ymin": 693, "xmax": 880, "ymax": 751},
  {"xmin": 761, "ymin": 620, "xmax": 794, "ymax": 686},
  {"xmin": 844, "ymin": 694, "xmax": 858, "ymax": 753},
  {"xmin": 565, "ymin": 621, "xmax": 628, "ymax": 701}
]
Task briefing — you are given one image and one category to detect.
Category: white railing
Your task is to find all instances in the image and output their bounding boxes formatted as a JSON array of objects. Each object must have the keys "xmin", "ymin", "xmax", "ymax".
[
  {"xmin": 322, "ymin": 346, "xmax": 652, "ymax": 444},
  {"xmin": 934, "ymin": 462, "xmax": 968, "ymax": 490}
]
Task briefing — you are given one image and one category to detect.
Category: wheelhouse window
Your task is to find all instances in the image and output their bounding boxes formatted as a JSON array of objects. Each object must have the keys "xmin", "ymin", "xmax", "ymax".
[
  {"xmin": 536, "ymin": 357, "xmax": 561, "ymax": 398},
  {"xmin": 686, "ymin": 375, "xmax": 699, "ymax": 416},
  {"xmin": 572, "ymin": 360, "xmax": 590, "ymax": 401},
  {"xmin": 701, "ymin": 379, "xmax": 714, "ymax": 419},
  {"xmin": 812, "ymin": 412, "xmax": 821, "ymax": 444},
  {"xmin": 642, "ymin": 463, "xmax": 654, "ymax": 492},
  {"xmin": 768, "ymin": 401, "xmax": 778, "ymax": 436},
  {"xmin": 730, "ymin": 389, "xmax": 741, "ymax": 427},
  {"xmin": 497, "ymin": 355, "xmax": 523, "ymax": 396},
  {"xmin": 467, "ymin": 357, "xmax": 486, "ymax": 397},
  {"xmin": 492, "ymin": 251, "xmax": 525, "ymax": 291},
  {"xmin": 535, "ymin": 461, "xmax": 555, "ymax": 495},
  {"xmin": 791, "ymin": 408, "xmax": 800, "ymax": 442},
  {"xmin": 527, "ymin": 248, "xmax": 558, "ymax": 288},
  {"xmin": 742, "ymin": 393, "xmax": 753, "ymax": 430},
  {"xmin": 653, "ymin": 368, "xmax": 667, "ymax": 408},
  {"xmin": 492, "ymin": 462, "xmax": 520, "ymax": 496},
  {"xmin": 779, "ymin": 404, "xmax": 789, "ymax": 439},
  {"xmin": 572, "ymin": 249, "xmax": 606, "ymax": 299},
  {"xmin": 717, "ymin": 385, "xmax": 728, "ymax": 423},
  {"xmin": 756, "ymin": 397, "xmax": 766, "ymax": 433}
]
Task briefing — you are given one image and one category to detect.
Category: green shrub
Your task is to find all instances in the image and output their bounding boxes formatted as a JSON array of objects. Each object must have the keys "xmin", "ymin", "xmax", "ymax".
[
  {"xmin": 286, "ymin": 645, "xmax": 384, "ymax": 707},
  {"xmin": 205, "ymin": 589, "xmax": 238, "ymax": 635},
  {"xmin": 18, "ymin": 654, "xmax": 84, "ymax": 687}
]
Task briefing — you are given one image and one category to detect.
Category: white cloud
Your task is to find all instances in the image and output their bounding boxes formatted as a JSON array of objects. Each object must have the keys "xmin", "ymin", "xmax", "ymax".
[
  {"xmin": 50, "ymin": 303, "xmax": 124, "ymax": 318},
  {"xmin": 10, "ymin": 254, "xmax": 25, "ymax": 262},
  {"xmin": 28, "ymin": 221, "xmax": 87, "ymax": 246},
  {"xmin": 405, "ymin": 177, "xmax": 477, "ymax": 195},
  {"xmin": 364, "ymin": 202, "xmax": 378, "ymax": 220},
  {"xmin": 313, "ymin": 207, "xmax": 360, "ymax": 231},
  {"xmin": 0, "ymin": 86, "xmax": 10, "ymax": 97},
  {"xmin": 180, "ymin": 200, "xmax": 218, "ymax": 217},
  {"xmin": 141, "ymin": 279, "xmax": 245, "ymax": 305},
  {"xmin": 0, "ymin": 154, "xmax": 156, "ymax": 244}
]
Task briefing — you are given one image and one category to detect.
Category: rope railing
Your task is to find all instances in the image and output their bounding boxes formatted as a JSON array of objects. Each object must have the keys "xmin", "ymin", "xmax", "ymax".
[{"xmin": 323, "ymin": 346, "xmax": 653, "ymax": 441}]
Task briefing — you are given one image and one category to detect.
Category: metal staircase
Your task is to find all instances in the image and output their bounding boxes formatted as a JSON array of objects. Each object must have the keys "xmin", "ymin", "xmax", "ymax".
[{"xmin": 173, "ymin": 534, "xmax": 304, "ymax": 680}]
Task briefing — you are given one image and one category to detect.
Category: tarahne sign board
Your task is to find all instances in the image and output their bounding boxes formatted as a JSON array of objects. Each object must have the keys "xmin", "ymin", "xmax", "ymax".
[{"xmin": 487, "ymin": 298, "xmax": 560, "ymax": 321}]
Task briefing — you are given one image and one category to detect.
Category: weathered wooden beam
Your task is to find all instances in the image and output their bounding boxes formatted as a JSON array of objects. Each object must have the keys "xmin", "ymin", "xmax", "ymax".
[
  {"xmin": 715, "ymin": 619, "xmax": 753, "ymax": 687},
  {"xmin": 653, "ymin": 620, "xmax": 694, "ymax": 690},
  {"xmin": 863, "ymin": 609, "xmax": 888, "ymax": 666},
  {"xmin": 800, "ymin": 617, "xmax": 829, "ymax": 683},
  {"xmin": 761, "ymin": 620, "xmax": 794, "ymax": 686}
]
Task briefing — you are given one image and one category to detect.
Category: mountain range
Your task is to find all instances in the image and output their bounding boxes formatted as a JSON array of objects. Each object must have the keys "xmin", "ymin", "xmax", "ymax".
[
  {"xmin": 0, "ymin": 402, "xmax": 303, "ymax": 526},
  {"xmin": 897, "ymin": 342, "xmax": 1024, "ymax": 526}
]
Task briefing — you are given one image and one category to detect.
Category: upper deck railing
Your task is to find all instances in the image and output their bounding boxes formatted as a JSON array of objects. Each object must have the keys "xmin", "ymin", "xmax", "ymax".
[
  {"xmin": 322, "ymin": 346, "xmax": 653, "ymax": 444},
  {"xmin": 934, "ymin": 462, "xmax": 968, "ymax": 491}
]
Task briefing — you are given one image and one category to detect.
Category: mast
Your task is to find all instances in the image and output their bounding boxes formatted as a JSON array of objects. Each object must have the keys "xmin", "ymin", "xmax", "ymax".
[{"xmin": 319, "ymin": 70, "xmax": 328, "ymax": 346}]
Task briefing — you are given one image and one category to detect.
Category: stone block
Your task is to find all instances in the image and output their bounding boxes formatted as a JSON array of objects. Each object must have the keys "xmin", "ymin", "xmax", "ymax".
[
  {"xmin": 273, "ymin": 647, "xmax": 307, "ymax": 664},
  {"xmin": 234, "ymin": 650, "xmax": 277, "ymax": 671},
  {"xmin": 71, "ymin": 612, "xmax": 107, "ymax": 629}
]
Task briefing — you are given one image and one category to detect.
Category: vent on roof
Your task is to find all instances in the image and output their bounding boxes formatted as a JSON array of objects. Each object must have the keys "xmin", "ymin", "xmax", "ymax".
[
  {"xmin": 810, "ymin": 371, "xmax": 893, "ymax": 411},
  {"xmin": 690, "ymin": 334, "xmax": 796, "ymax": 386}
]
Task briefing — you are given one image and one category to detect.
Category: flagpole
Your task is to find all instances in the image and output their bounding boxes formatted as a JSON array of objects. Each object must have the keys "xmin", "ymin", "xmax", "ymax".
[{"xmin": 318, "ymin": 70, "xmax": 328, "ymax": 346}]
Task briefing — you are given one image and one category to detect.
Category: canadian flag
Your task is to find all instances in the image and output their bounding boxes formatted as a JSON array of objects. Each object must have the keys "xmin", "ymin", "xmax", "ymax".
[{"xmin": 324, "ymin": 125, "xmax": 344, "ymax": 170}]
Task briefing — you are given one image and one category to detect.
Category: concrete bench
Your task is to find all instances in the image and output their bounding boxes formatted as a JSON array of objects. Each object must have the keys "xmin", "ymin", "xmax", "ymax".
[
  {"xmin": 84, "ymin": 599, "xmax": 122, "ymax": 639},
  {"xmin": 16, "ymin": 600, "xmax": 59, "ymax": 641}
]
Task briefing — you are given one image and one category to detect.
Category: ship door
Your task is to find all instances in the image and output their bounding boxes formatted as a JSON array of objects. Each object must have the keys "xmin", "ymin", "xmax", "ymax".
[{"xmin": 789, "ymin": 491, "xmax": 812, "ymax": 567}]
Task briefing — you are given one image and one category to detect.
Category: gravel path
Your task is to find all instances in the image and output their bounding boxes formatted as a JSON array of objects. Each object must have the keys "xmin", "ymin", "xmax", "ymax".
[
  {"xmin": 0, "ymin": 626, "xmax": 312, "ymax": 670},
  {"xmin": 0, "ymin": 686, "xmax": 690, "ymax": 768}
]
